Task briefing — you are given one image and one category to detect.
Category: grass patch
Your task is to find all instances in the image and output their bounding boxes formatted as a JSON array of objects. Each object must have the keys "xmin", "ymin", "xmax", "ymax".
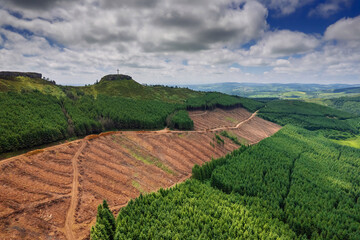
[
  {"xmin": 220, "ymin": 131, "xmax": 246, "ymax": 145},
  {"xmin": 333, "ymin": 135, "xmax": 360, "ymax": 149},
  {"xmin": 225, "ymin": 117, "xmax": 237, "ymax": 123},
  {"xmin": 130, "ymin": 152, "xmax": 174, "ymax": 175},
  {"xmin": 177, "ymin": 133, "xmax": 185, "ymax": 138},
  {"xmin": 112, "ymin": 135, "xmax": 174, "ymax": 175},
  {"xmin": 131, "ymin": 180, "xmax": 146, "ymax": 193}
]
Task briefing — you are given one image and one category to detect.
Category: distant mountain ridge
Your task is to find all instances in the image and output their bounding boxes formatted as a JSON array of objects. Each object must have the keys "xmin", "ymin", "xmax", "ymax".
[{"xmin": 180, "ymin": 82, "xmax": 360, "ymax": 99}]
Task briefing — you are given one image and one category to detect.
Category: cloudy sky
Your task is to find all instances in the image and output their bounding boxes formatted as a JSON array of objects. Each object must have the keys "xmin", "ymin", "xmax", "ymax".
[{"xmin": 0, "ymin": 0, "xmax": 359, "ymax": 85}]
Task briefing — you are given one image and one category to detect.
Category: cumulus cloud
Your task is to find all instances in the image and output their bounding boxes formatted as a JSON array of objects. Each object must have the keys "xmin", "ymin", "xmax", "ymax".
[
  {"xmin": 0, "ymin": 0, "xmax": 359, "ymax": 84},
  {"xmin": 249, "ymin": 30, "xmax": 320, "ymax": 57},
  {"xmin": 272, "ymin": 43, "xmax": 360, "ymax": 78},
  {"xmin": 0, "ymin": 0, "xmax": 268, "ymax": 51},
  {"xmin": 324, "ymin": 15, "xmax": 360, "ymax": 43}
]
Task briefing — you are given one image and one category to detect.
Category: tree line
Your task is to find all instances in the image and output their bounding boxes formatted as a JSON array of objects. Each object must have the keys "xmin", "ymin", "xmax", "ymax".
[{"xmin": 186, "ymin": 92, "xmax": 264, "ymax": 112}]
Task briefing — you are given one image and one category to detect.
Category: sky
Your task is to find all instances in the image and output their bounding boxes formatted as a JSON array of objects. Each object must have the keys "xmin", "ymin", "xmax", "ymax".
[{"xmin": 0, "ymin": 0, "xmax": 359, "ymax": 85}]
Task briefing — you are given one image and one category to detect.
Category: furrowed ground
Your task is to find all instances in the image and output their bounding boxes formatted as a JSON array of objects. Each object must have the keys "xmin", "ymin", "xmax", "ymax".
[{"xmin": 0, "ymin": 107, "xmax": 280, "ymax": 240}]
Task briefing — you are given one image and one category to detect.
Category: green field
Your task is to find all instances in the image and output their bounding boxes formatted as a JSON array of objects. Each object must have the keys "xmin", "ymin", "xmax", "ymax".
[{"xmin": 333, "ymin": 135, "xmax": 360, "ymax": 149}]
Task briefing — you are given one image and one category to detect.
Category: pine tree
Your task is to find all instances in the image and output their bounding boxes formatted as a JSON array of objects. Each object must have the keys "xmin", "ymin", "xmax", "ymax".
[{"xmin": 91, "ymin": 200, "xmax": 116, "ymax": 240}]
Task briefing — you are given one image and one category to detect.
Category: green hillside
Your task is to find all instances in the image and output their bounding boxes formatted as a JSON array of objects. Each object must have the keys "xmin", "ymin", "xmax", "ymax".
[
  {"xmin": 0, "ymin": 74, "xmax": 202, "ymax": 104},
  {"xmin": 258, "ymin": 100, "xmax": 358, "ymax": 139},
  {"xmin": 322, "ymin": 96, "xmax": 360, "ymax": 116},
  {"xmin": 0, "ymin": 75, "xmax": 66, "ymax": 97},
  {"xmin": 0, "ymin": 73, "xmax": 258, "ymax": 154},
  {"xmin": 91, "ymin": 95, "xmax": 360, "ymax": 240},
  {"xmin": 1, "ymin": 72, "xmax": 360, "ymax": 239},
  {"xmin": 92, "ymin": 126, "xmax": 360, "ymax": 240}
]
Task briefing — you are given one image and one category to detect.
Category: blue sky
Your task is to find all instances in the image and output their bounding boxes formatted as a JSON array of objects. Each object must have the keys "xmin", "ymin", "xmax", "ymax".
[
  {"xmin": 0, "ymin": 0, "xmax": 359, "ymax": 85},
  {"xmin": 267, "ymin": 0, "xmax": 360, "ymax": 33}
]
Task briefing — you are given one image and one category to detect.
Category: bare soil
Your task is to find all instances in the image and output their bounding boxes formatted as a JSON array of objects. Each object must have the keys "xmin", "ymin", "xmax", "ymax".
[{"xmin": 0, "ymin": 107, "xmax": 281, "ymax": 239}]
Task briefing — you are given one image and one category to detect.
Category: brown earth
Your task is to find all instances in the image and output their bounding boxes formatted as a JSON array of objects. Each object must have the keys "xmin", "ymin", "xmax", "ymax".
[{"xmin": 0, "ymin": 108, "xmax": 281, "ymax": 240}]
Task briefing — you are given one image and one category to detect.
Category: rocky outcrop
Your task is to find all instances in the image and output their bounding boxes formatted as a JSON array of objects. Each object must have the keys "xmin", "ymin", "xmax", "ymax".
[
  {"xmin": 100, "ymin": 74, "xmax": 132, "ymax": 82},
  {"xmin": 0, "ymin": 71, "xmax": 42, "ymax": 80}
]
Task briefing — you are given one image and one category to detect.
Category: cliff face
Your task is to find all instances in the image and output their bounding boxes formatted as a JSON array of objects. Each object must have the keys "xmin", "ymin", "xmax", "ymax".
[{"xmin": 0, "ymin": 71, "xmax": 42, "ymax": 80}]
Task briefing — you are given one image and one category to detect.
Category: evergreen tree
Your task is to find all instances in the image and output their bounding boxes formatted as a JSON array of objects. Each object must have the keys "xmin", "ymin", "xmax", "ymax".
[{"xmin": 91, "ymin": 200, "xmax": 115, "ymax": 240}]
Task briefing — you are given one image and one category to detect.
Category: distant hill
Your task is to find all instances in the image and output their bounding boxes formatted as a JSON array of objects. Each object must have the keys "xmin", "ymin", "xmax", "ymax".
[
  {"xmin": 0, "ymin": 72, "xmax": 202, "ymax": 104},
  {"xmin": 333, "ymin": 86, "xmax": 360, "ymax": 94},
  {"xmin": 181, "ymin": 82, "xmax": 360, "ymax": 99}
]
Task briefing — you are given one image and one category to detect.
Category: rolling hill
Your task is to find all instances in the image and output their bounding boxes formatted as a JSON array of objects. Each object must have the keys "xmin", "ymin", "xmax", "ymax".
[
  {"xmin": 182, "ymin": 82, "xmax": 360, "ymax": 100},
  {"xmin": 0, "ymin": 72, "xmax": 261, "ymax": 155},
  {"xmin": 1, "ymin": 71, "xmax": 360, "ymax": 240}
]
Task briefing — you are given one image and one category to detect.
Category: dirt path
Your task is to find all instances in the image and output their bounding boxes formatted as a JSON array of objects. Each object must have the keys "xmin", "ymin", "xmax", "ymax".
[
  {"xmin": 233, "ymin": 110, "xmax": 258, "ymax": 128},
  {"xmin": 64, "ymin": 140, "xmax": 87, "ymax": 240},
  {"xmin": 159, "ymin": 110, "xmax": 259, "ymax": 134}
]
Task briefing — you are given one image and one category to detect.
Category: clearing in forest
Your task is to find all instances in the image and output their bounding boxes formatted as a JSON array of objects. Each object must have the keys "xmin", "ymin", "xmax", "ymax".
[{"xmin": 0, "ymin": 107, "xmax": 280, "ymax": 240}]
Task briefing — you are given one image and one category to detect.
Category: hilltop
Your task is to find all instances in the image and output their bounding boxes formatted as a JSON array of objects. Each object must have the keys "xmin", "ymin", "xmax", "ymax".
[
  {"xmin": 0, "ymin": 71, "xmax": 262, "ymax": 154},
  {"xmin": 0, "ymin": 72, "xmax": 202, "ymax": 103},
  {"xmin": 0, "ymin": 71, "xmax": 42, "ymax": 79}
]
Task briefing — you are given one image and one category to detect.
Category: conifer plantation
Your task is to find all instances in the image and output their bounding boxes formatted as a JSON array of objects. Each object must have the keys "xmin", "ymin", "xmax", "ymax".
[{"xmin": 92, "ymin": 101, "xmax": 360, "ymax": 240}]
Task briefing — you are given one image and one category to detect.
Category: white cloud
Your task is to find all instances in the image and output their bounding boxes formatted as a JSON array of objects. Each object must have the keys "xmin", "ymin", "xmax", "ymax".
[
  {"xmin": 324, "ymin": 15, "xmax": 360, "ymax": 43},
  {"xmin": 249, "ymin": 30, "xmax": 320, "ymax": 57},
  {"xmin": 270, "ymin": 43, "xmax": 360, "ymax": 80},
  {"xmin": 0, "ymin": 0, "xmax": 359, "ymax": 85},
  {"xmin": 0, "ymin": 1, "xmax": 268, "ymax": 51}
]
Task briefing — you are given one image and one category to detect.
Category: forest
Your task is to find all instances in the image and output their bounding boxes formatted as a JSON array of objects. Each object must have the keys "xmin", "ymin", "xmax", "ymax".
[
  {"xmin": 0, "ymin": 91, "xmax": 68, "ymax": 152},
  {"xmin": 323, "ymin": 96, "xmax": 360, "ymax": 116},
  {"xmin": 0, "ymin": 84, "xmax": 262, "ymax": 153},
  {"xmin": 0, "ymin": 91, "xmax": 185, "ymax": 153},
  {"xmin": 92, "ymin": 126, "xmax": 360, "ymax": 240},
  {"xmin": 258, "ymin": 100, "xmax": 359, "ymax": 139}
]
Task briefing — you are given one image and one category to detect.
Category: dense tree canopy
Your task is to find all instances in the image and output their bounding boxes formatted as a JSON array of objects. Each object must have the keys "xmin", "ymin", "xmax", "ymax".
[
  {"xmin": 0, "ymin": 91, "xmax": 68, "ymax": 152},
  {"xmin": 92, "ymin": 126, "xmax": 360, "ymax": 240},
  {"xmin": 258, "ymin": 100, "xmax": 359, "ymax": 139}
]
